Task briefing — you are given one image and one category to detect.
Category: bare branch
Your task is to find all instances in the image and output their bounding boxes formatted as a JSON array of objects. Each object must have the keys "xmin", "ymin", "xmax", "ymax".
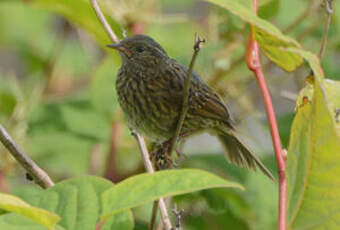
[
  {"xmin": 319, "ymin": 0, "xmax": 334, "ymax": 60},
  {"xmin": 172, "ymin": 204, "xmax": 184, "ymax": 230},
  {"xmin": 168, "ymin": 34, "xmax": 205, "ymax": 157},
  {"xmin": 89, "ymin": 0, "xmax": 120, "ymax": 43},
  {"xmin": 89, "ymin": 1, "xmax": 174, "ymax": 229},
  {"xmin": 131, "ymin": 131, "xmax": 173, "ymax": 230},
  {"xmin": 0, "ymin": 124, "xmax": 54, "ymax": 189},
  {"xmin": 149, "ymin": 200, "xmax": 159, "ymax": 230},
  {"xmin": 283, "ymin": 0, "xmax": 320, "ymax": 33}
]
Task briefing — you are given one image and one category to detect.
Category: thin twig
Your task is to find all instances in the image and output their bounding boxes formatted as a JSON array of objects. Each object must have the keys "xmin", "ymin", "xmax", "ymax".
[
  {"xmin": 88, "ymin": 1, "xmax": 174, "ymax": 229},
  {"xmin": 132, "ymin": 131, "xmax": 173, "ymax": 230},
  {"xmin": 283, "ymin": 0, "xmax": 320, "ymax": 33},
  {"xmin": 89, "ymin": 0, "xmax": 120, "ymax": 44},
  {"xmin": 172, "ymin": 204, "xmax": 184, "ymax": 230},
  {"xmin": 247, "ymin": 1, "xmax": 286, "ymax": 230},
  {"xmin": 149, "ymin": 200, "xmax": 159, "ymax": 230},
  {"xmin": 0, "ymin": 124, "xmax": 54, "ymax": 189},
  {"xmin": 168, "ymin": 34, "xmax": 205, "ymax": 157},
  {"xmin": 319, "ymin": 0, "xmax": 334, "ymax": 60}
]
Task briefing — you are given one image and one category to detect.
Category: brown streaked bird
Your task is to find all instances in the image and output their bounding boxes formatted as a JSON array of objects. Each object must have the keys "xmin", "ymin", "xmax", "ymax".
[{"xmin": 108, "ymin": 34, "xmax": 273, "ymax": 180}]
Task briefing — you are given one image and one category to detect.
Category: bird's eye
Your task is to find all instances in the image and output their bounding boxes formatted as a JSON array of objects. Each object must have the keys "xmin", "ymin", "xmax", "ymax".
[{"xmin": 136, "ymin": 46, "xmax": 144, "ymax": 53}]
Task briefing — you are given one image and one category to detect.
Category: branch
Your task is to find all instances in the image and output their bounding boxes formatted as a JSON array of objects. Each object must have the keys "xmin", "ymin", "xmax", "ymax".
[
  {"xmin": 168, "ymin": 34, "xmax": 205, "ymax": 157},
  {"xmin": 149, "ymin": 200, "xmax": 159, "ymax": 230},
  {"xmin": 246, "ymin": 1, "xmax": 286, "ymax": 230},
  {"xmin": 283, "ymin": 0, "xmax": 320, "ymax": 33},
  {"xmin": 89, "ymin": 0, "xmax": 119, "ymax": 44},
  {"xmin": 131, "ymin": 131, "xmax": 173, "ymax": 230},
  {"xmin": 88, "ymin": 1, "xmax": 174, "ymax": 229},
  {"xmin": 0, "ymin": 124, "xmax": 54, "ymax": 189},
  {"xmin": 319, "ymin": 0, "xmax": 334, "ymax": 60}
]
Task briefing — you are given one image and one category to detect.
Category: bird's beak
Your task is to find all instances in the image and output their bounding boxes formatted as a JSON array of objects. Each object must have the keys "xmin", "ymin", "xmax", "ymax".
[
  {"xmin": 107, "ymin": 43, "xmax": 132, "ymax": 57},
  {"xmin": 107, "ymin": 43, "xmax": 121, "ymax": 49}
]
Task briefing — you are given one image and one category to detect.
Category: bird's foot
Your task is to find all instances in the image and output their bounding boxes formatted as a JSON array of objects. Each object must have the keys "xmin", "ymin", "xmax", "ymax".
[
  {"xmin": 150, "ymin": 140, "xmax": 188, "ymax": 169},
  {"xmin": 150, "ymin": 141, "xmax": 173, "ymax": 169}
]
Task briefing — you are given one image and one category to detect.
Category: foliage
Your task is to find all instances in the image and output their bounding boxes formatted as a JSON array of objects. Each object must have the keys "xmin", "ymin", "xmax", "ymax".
[
  {"xmin": 0, "ymin": 172, "xmax": 239, "ymax": 229},
  {"xmin": 0, "ymin": 0, "xmax": 340, "ymax": 229}
]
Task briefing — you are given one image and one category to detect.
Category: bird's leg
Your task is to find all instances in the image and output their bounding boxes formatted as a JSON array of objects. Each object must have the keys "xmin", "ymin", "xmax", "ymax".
[
  {"xmin": 150, "ymin": 140, "xmax": 172, "ymax": 169},
  {"xmin": 150, "ymin": 131, "xmax": 193, "ymax": 169}
]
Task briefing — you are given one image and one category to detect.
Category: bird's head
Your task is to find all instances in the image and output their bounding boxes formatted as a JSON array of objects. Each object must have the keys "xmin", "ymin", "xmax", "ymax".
[{"xmin": 107, "ymin": 35, "xmax": 168, "ymax": 67}]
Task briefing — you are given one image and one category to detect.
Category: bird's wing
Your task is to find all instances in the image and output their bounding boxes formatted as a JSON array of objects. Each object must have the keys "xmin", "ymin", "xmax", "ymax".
[{"xmin": 156, "ymin": 59, "xmax": 233, "ymax": 125}]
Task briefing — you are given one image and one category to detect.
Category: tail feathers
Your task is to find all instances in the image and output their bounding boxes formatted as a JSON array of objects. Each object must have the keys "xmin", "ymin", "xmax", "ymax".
[{"xmin": 217, "ymin": 130, "xmax": 274, "ymax": 181}]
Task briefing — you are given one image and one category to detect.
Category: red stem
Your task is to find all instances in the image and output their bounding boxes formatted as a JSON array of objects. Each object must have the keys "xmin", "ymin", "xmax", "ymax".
[{"xmin": 247, "ymin": 1, "xmax": 287, "ymax": 229}]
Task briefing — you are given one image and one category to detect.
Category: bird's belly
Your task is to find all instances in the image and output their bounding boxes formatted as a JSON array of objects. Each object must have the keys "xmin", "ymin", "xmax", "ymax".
[{"xmin": 117, "ymin": 82, "xmax": 176, "ymax": 142}]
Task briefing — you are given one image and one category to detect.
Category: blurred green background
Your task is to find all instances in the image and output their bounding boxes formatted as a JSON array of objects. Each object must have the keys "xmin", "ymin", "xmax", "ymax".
[{"xmin": 0, "ymin": 0, "xmax": 339, "ymax": 229}]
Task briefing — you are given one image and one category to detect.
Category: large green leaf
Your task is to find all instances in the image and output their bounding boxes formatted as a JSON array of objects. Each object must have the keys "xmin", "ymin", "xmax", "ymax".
[
  {"xmin": 0, "ymin": 214, "xmax": 65, "ymax": 230},
  {"xmin": 101, "ymin": 169, "xmax": 243, "ymax": 220},
  {"xmin": 287, "ymin": 77, "xmax": 340, "ymax": 229},
  {"xmin": 206, "ymin": 0, "xmax": 303, "ymax": 71},
  {"xmin": 36, "ymin": 176, "xmax": 134, "ymax": 230},
  {"xmin": 287, "ymin": 47, "xmax": 340, "ymax": 134},
  {"xmin": 0, "ymin": 193, "xmax": 60, "ymax": 230},
  {"xmin": 31, "ymin": 0, "xmax": 121, "ymax": 45}
]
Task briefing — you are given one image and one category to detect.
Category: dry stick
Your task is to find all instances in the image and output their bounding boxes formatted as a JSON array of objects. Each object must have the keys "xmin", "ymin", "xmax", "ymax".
[
  {"xmin": 89, "ymin": 0, "xmax": 119, "ymax": 44},
  {"xmin": 168, "ymin": 34, "xmax": 205, "ymax": 157},
  {"xmin": 283, "ymin": 0, "xmax": 320, "ymax": 34},
  {"xmin": 132, "ymin": 131, "xmax": 173, "ymax": 230},
  {"xmin": 158, "ymin": 35, "xmax": 205, "ymax": 230},
  {"xmin": 319, "ymin": 0, "xmax": 333, "ymax": 60},
  {"xmin": 150, "ymin": 200, "xmax": 159, "ymax": 230},
  {"xmin": 247, "ymin": 1, "xmax": 286, "ymax": 230},
  {"xmin": 88, "ymin": 1, "xmax": 173, "ymax": 229},
  {"xmin": 0, "ymin": 124, "xmax": 54, "ymax": 189}
]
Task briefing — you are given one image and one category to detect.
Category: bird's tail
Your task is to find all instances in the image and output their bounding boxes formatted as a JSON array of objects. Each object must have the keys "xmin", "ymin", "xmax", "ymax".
[{"xmin": 217, "ymin": 128, "xmax": 274, "ymax": 180}]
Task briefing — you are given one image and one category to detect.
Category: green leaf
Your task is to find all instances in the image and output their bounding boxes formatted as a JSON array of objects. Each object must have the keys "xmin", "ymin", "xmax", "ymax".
[
  {"xmin": 287, "ymin": 77, "xmax": 340, "ymax": 229},
  {"xmin": 258, "ymin": 0, "xmax": 280, "ymax": 19},
  {"xmin": 0, "ymin": 193, "xmax": 60, "ymax": 230},
  {"xmin": 206, "ymin": 0, "xmax": 303, "ymax": 71},
  {"xmin": 31, "ymin": 0, "xmax": 121, "ymax": 45},
  {"xmin": 286, "ymin": 48, "xmax": 324, "ymax": 80},
  {"xmin": 287, "ymin": 47, "xmax": 340, "ymax": 134},
  {"xmin": 0, "ymin": 214, "xmax": 65, "ymax": 230},
  {"xmin": 36, "ymin": 176, "xmax": 134, "ymax": 230},
  {"xmin": 101, "ymin": 169, "xmax": 243, "ymax": 220}
]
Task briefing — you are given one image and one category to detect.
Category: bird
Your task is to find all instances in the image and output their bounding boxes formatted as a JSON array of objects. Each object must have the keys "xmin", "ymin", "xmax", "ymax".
[{"xmin": 108, "ymin": 34, "xmax": 273, "ymax": 180}]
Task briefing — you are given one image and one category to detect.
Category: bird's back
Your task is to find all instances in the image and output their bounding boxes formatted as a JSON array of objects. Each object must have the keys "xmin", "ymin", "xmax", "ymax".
[{"xmin": 116, "ymin": 57, "xmax": 234, "ymax": 142}]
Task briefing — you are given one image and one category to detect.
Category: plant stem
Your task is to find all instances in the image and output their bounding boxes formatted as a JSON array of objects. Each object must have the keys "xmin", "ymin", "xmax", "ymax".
[
  {"xmin": 88, "ymin": 1, "xmax": 174, "ymax": 229},
  {"xmin": 149, "ymin": 200, "xmax": 159, "ymax": 230},
  {"xmin": 132, "ymin": 131, "xmax": 173, "ymax": 230},
  {"xmin": 319, "ymin": 0, "xmax": 333, "ymax": 60},
  {"xmin": 283, "ymin": 0, "xmax": 320, "ymax": 33},
  {"xmin": 0, "ymin": 124, "xmax": 54, "ymax": 189},
  {"xmin": 247, "ymin": 0, "xmax": 286, "ymax": 229},
  {"xmin": 89, "ymin": 0, "xmax": 119, "ymax": 44},
  {"xmin": 168, "ymin": 34, "xmax": 205, "ymax": 157}
]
